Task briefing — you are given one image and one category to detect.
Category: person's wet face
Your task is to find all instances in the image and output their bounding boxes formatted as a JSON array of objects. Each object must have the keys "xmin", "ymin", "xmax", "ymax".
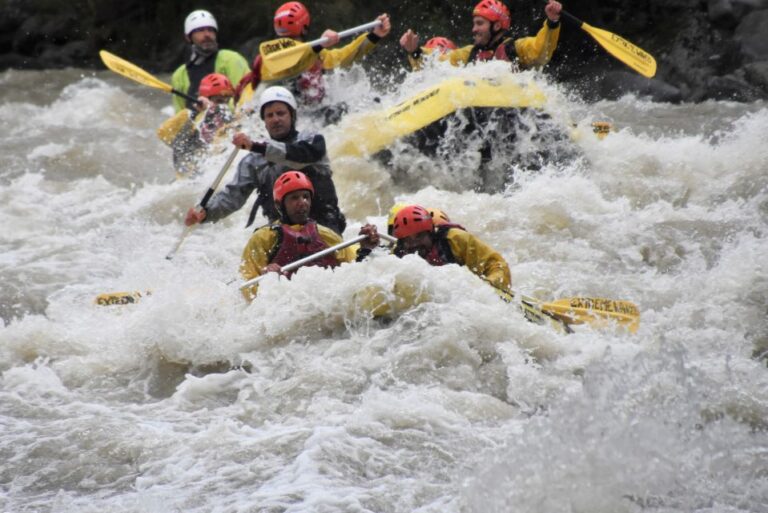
[
  {"xmin": 263, "ymin": 102, "xmax": 293, "ymax": 140},
  {"xmin": 282, "ymin": 189, "xmax": 311, "ymax": 224},
  {"xmin": 402, "ymin": 231, "xmax": 433, "ymax": 257},
  {"xmin": 472, "ymin": 16, "xmax": 494, "ymax": 46},
  {"xmin": 189, "ymin": 27, "xmax": 218, "ymax": 51}
]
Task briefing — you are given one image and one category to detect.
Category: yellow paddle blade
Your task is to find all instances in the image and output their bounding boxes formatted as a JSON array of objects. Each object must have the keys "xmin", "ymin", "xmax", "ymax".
[
  {"xmin": 94, "ymin": 290, "xmax": 149, "ymax": 306},
  {"xmin": 99, "ymin": 50, "xmax": 173, "ymax": 92},
  {"xmin": 579, "ymin": 22, "xmax": 657, "ymax": 78},
  {"xmin": 494, "ymin": 289, "xmax": 572, "ymax": 333},
  {"xmin": 259, "ymin": 38, "xmax": 314, "ymax": 77},
  {"xmin": 540, "ymin": 297, "xmax": 640, "ymax": 333}
]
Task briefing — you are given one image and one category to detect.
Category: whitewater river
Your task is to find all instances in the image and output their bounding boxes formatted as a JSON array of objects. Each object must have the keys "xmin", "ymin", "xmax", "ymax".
[{"xmin": 1, "ymin": 62, "xmax": 767, "ymax": 512}]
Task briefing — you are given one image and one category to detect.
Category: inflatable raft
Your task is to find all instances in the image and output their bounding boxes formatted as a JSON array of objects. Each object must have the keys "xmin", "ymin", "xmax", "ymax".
[
  {"xmin": 330, "ymin": 75, "xmax": 548, "ymax": 158},
  {"xmin": 328, "ymin": 75, "xmax": 575, "ymax": 190}
]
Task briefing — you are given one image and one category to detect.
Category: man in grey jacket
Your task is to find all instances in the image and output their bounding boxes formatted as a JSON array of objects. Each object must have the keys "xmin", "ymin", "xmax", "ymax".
[{"xmin": 184, "ymin": 86, "xmax": 346, "ymax": 234}]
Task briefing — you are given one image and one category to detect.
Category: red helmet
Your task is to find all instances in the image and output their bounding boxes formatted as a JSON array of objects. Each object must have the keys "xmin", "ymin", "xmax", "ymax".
[
  {"xmin": 274, "ymin": 2, "xmax": 311, "ymax": 38},
  {"xmin": 473, "ymin": 0, "xmax": 511, "ymax": 30},
  {"xmin": 424, "ymin": 37, "xmax": 458, "ymax": 53},
  {"xmin": 198, "ymin": 73, "xmax": 234, "ymax": 98},
  {"xmin": 273, "ymin": 171, "xmax": 314, "ymax": 203},
  {"xmin": 392, "ymin": 205, "xmax": 434, "ymax": 239}
]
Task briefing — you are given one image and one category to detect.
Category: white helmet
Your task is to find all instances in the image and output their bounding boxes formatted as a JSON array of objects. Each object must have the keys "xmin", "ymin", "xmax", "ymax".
[
  {"xmin": 184, "ymin": 10, "xmax": 218, "ymax": 36},
  {"xmin": 259, "ymin": 86, "xmax": 298, "ymax": 118}
]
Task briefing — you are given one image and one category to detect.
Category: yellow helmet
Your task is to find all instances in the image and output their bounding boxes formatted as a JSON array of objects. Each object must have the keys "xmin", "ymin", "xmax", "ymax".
[
  {"xmin": 426, "ymin": 207, "xmax": 451, "ymax": 225},
  {"xmin": 387, "ymin": 202, "xmax": 408, "ymax": 235}
]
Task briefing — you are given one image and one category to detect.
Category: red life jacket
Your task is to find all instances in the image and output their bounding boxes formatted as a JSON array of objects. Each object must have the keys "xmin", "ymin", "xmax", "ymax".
[
  {"xmin": 295, "ymin": 60, "xmax": 326, "ymax": 104},
  {"xmin": 234, "ymin": 55, "xmax": 262, "ymax": 104},
  {"xmin": 269, "ymin": 221, "xmax": 339, "ymax": 277},
  {"xmin": 198, "ymin": 104, "xmax": 232, "ymax": 143},
  {"xmin": 470, "ymin": 37, "xmax": 514, "ymax": 63},
  {"xmin": 475, "ymin": 44, "xmax": 512, "ymax": 62},
  {"xmin": 423, "ymin": 223, "xmax": 466, "ymax": 266}
]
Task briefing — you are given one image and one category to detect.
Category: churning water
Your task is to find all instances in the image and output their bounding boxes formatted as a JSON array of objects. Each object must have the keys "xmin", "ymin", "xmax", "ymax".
[{"xmin": 1, "ymin": 61, "xmax": 767, "ymax": 512}]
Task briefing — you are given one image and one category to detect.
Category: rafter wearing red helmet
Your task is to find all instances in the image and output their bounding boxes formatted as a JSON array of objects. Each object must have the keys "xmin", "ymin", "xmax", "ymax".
[
  {"xmin": 239, "ymin": 171, "xmax": 379, "ymax": 299},
  {"xmin": 157, "ymin": 72, "xmax": 235, "ymax": 176},
  {"xmin": 235, "ymin": 3, "xmax": 391, "ymax": 108},
  {"xmin": 391, "ymin": 205, "xmax": 512, "ymax": 292},
  {"xmin": 400, "ymin": 0, "xmax": 562, "ymax": 71}
]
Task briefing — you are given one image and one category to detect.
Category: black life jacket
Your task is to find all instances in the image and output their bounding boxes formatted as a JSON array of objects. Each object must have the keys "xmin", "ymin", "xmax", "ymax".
[{"xmin": 185, "ymin": 51, "xmax": 218, "ymax": 110}]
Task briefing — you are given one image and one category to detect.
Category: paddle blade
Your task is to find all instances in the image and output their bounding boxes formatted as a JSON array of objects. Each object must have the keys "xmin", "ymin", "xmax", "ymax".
[
  {"xmin": 579, "ymin": 23, "xmax": 656, "ymax": 78},
  {"xmin": 99, "ymin": 50, "xmax": 173, "ymax": 92},
  {"xmin": 541, "ymin": 297, "xmax": 640, "ymax": 333},
  {"xmin": 94, "ymin": 290, "xmax": 148, "ymax": 306},
  {"xmin": 260, "ymin": 38, "xmax": 313, "ymax": 77}
]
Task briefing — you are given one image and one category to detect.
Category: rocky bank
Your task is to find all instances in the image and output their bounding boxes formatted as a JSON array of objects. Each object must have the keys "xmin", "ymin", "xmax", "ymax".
[{"xmin": 2, "ymin": 0, "xmax": 767, "ymax": 102}]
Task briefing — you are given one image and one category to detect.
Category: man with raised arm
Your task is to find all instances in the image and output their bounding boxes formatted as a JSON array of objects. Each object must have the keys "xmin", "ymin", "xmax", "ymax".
[
  {"xmin": 235, "ymin": 2, "xmax": 391, "ymax": 111},
  {"xmin": 400, "ymin": 0, "xmax": 562, "ymax": 71},
  {"xmin": 184, "ymin": 86, "xmax": 347, "ymax": 235}
]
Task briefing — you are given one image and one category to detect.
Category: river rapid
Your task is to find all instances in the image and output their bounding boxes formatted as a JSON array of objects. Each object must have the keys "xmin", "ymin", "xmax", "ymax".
[{"xmin": 1, "ymin": 62, "xmax": 767, "ymax": 512}]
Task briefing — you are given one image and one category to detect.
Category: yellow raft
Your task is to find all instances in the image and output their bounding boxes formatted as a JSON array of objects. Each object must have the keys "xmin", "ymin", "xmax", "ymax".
[{"xmin": 329, "ymin": 75, "xmax": 549, "ymax": 159}]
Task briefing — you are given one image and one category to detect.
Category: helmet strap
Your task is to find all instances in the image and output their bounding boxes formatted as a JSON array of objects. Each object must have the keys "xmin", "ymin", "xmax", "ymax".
[
  {"xmin": 489, "ymin": 24, "xmax": 505, "ymax": 44},
  {"xmin": 276, "ymin": 201, "xmax": 296, "ymax": 225}
]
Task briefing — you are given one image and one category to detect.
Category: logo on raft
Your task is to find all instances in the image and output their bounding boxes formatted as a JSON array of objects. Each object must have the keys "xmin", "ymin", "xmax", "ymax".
[
  {"xmin": 94, "ymin": 291, "xmax": 148, "ymax": 306},
  {"xmin": 570, "ymin": 297, "xmax": 639, "ymax": 316},
  {"xmin": 386, "ymin": 88, "xmax": 441, "ymax": 121}
]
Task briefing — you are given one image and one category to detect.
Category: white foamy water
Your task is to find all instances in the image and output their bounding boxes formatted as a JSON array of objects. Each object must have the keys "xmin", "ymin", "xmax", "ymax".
[{"xmin": 1, "ymin": 64, "xmax": 767, "ymax": 512}]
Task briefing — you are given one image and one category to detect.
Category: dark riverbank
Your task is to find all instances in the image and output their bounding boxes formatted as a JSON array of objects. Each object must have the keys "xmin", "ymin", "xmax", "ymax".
[{"xmin": 3, "ymin": 0, "xmax": 768, "ymax": 102}]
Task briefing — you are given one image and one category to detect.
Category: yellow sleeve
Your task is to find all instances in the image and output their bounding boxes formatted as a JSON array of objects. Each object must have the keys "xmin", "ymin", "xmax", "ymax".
[
  {"xmin": 239, "ymin": 228, "xmax": 279, "ymax": 301},
  {"xmin": 318, "ymin": 33, "xmax": 377, "ymax": 70},
  {"xmin": 446, "ymin": 229, "xmax": 512, "ymax": 291},
  {"xmin": 447, "ymin": 45, "xmax": 473, "ymax": 67},
  {"xmin": 514, "ymin": 20, "xmax": 560, "ymax": 68},
  {"xmin": 317, "ymin": 226, "xmax": 357, "ymax": 264}
]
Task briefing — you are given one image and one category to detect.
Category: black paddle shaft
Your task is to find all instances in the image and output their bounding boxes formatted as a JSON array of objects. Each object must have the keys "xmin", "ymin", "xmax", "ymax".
[
  {"xmin": 171, "ymin": 88, "xmax": 205, "ymax": 109},
  {"xmin": 199, "ymin": 187, "xmax": 216, "ymax": 208},
  {"xmin": 558, "ymin": 10, "xmax": 583, "ymax": 28}
]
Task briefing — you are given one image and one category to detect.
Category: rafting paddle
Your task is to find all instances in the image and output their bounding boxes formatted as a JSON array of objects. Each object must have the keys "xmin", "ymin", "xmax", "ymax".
[
  {"xmin": 101, "ymin": 230, "xmax": 641, "ymax": 334},
  {"xmin": 239, "ymin": 234, "xmax": 370, "ymax": 291},
  {"xmin": 98, "ymin": 234, "xmax": 370, "ymax": 305},
  {"xmin": 380, "ymin": 234, "xmax": 640, "ymax": 332},
  {"xmin": 559, "ymin": 9, "xmax": 657, "ymax": 78},
  {"xmin": 166, "ymin": 146, "xmax": 240, "ymax": 260},
  {"xmin": 260, "ymin": 20, "xmax": 382, "ymax": 76},
  {"xmin": 99, "ymin": 50, "xmax": 203, "ymax": 107}
]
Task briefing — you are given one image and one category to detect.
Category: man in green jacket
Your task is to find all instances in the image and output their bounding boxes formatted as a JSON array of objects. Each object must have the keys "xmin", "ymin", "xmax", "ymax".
[{"xmin": 171, "ymin": 9, "xmax": 249, "ymax": 112}]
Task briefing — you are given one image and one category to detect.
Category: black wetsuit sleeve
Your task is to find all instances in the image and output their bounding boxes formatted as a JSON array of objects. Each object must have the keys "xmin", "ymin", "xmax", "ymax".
[{"xmin": 284, "ymin": 134, "xmax": 327, "ymax": 163}]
